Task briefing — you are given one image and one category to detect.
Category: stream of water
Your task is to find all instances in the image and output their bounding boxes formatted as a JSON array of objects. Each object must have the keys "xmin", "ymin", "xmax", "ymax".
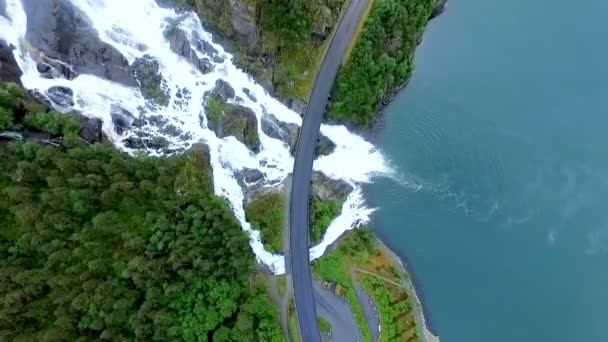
[{"xmin": 0, "ymin": 0, "xmax": 390, "ymax": 273}]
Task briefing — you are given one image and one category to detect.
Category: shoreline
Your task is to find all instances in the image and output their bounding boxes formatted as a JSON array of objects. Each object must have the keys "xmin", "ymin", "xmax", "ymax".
[
  {"xmin": 322, "ymin": 227, "xmax": 440, "ymax": 341},
  {"xmin": 375, "ymin": 236, "xmax": 440, "ymax": 342}
]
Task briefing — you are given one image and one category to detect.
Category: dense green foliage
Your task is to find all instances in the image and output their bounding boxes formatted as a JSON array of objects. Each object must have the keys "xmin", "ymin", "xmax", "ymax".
[
  {"xmin": 329, "ymin": 0, "xmax": 435, "ymax": 126},
  {"xmin": 0, "ymin": 83, "xmax": 284, "ymax": 341},
  {"xmin": 360, "ymin": 276, "xmax": 417, "ymax": 342},
  {"xmin": 259, "ymin": 0, "xmax": 346, "ymax": 99},
  {"xmin": 246, "ymin": 192, "xmax": 285, "ymax": 253},
  {"xmin": 311, "ymin": 199, "xmax": 341, "ymax": 244}
]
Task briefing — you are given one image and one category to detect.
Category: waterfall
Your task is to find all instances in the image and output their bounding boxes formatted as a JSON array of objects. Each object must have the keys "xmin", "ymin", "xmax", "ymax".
[{"xmin": 0, "ymin": 0, "xmax": 390, "ymax": 273}]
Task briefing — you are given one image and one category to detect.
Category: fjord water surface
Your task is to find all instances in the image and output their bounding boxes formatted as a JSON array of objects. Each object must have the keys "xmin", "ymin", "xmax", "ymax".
[{"xmin": 367, "ymin": 0, "xmax": 608, "ymax": 340}]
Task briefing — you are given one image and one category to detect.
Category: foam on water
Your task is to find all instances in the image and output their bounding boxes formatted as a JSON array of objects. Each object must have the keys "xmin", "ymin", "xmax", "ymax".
[{"xmin": 0, "ymin": 0, "xmax": 390, "ymax": 273}]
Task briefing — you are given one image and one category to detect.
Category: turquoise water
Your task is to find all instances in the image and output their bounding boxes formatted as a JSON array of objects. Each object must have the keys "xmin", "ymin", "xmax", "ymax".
[{"xmin": 367, "ymin": 0, "xmax": 608, "ymax": 340}]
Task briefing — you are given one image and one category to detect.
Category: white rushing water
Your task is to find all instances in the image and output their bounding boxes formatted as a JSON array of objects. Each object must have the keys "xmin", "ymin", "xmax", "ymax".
[{"xmin": 0, "ymin": 0, "xmax": 390, "ymax": 273}]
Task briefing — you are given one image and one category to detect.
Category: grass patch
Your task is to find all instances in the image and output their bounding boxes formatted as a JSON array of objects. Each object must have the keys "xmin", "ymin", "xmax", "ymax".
[
  {"xmin": 278, "ymin": 275, "xmax": 287, "ymax": 297},
  {"xmin": 205, "ymin": 94, "xmax": 225, "ymax": 125},
  {"xmin": 288, "ymin": 300, "xmax": 302, "ymax": 342},
  {"xmin": 310, "ymin": 198, "xmax": 341, "ymax": 244},
  {"xmin": 317, "ymin": 316, "xmax": 332, "ymax": 333},
  {"xmin": 274, "ymin": 41, "xmax": 326, "ymax": 101},
  {"xmin": 246, "ymin": 192, "xmax": 285, "ymax": 253}
]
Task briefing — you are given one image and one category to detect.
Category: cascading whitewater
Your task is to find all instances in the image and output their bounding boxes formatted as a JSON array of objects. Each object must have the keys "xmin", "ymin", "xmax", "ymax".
[{"xmin": 0, "ymin": 0, "xmax": 390, "ymax": 273}]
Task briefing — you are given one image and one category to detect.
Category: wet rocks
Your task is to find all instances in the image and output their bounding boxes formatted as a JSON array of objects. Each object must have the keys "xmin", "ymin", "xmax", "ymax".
[
  {"xmin": 74, "ymin": 113, "xmax": 103, "ymax": 143},
  {"xmin": 207, "ymin": 101, "xmax": 261, "ymax": 153},
  {"xmin": 47, "ymin": 86, "xmax": 74, "ymax": 108},
  {"xmin": 315, "ymin": 133, "xmax": 336, "ymax": 157},
  {"xmin": 123, "ymin": 132, "xmax": 170, "ymax": 151},
  {"xmin": 215, "ymin": 79, "xmax": 235, "ymax": 100},
  {"xmin": 164, "ymin": 20, "xmax": 213, "ymax": 74},
  {"xmin": 22, "ymin": 0, "xmax": 136, "ymax": 86},
  {"xmin": 242, "ymin": 87, "xmax": 257, "ymax": 102},
  {"xmin": 261, "ymin": 113, "xmax": 298, "ymax": 150},
  {"xmin": 236, "ymin": 168, "xmax": 264, "ymax": 188},
  {"xmin": 131, "ymin": 55, "xmax": 169, "ymax": 106},
  {"xmin": 0, "ymin": 40, "xmax": 22, "ymax": 84},
  {"xmin": 311, "ymin": 171, "xmax": 353, "ymax": 202},
  {"xmin": 261, "ymin": 112, "xmax": 335, "ymax": 156},
  {"xmin": 110, "ymin": 106, "xmax": 133, "ymax": 135}
]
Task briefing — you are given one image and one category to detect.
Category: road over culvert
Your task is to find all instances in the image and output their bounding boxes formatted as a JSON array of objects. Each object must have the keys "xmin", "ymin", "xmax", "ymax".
[{"xmin": 289, "ymin": 0, "xmax": 370, "ymax": 341}]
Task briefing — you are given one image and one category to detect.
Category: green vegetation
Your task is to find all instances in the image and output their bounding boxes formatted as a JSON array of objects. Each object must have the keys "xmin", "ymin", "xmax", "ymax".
[
  {"xmin": 206, "ymin": 93, "xmax": 225, "ymax": 124},
  {"xmin": 258, "ymin": 0, "xmax": 347, "ymax": 100},
  {"xmin": 288, "ymin": 299, "xmax": 302, "ymax": 342},
  {"xmin": 0, "ymin": 82, "xmax": 284, "ymax": 341},
  {"xmin": 329, "ymin": 0, "xmax": 436, "ymax": 126},
  {"xmin": 317, "ymin": 316, "xmax": 332, "ymax": 333},
  {"xmin": 278, "ymin": 275, "xmax": 288, "ymax": 297},
  {"xmin": 311, "ymin": 198, "xmax": 341, "ymax": 243},
  {"xmin": 314, "ymin": 228, "xmax": 420, "ymax": 342},
  {"xmin": 313, "ymin": 230, "xmax": 375, "ymax": 342},
  {"xmin": 188, "ymin": 0, "xmax": 346, "ymax": 102},
  {"xmin": 246, "ymin": 192, "xmax": 285, "ymax": 253},
  {"xmin": 360, "ymin": 276, "xmax": 418, "ymax": 342}
]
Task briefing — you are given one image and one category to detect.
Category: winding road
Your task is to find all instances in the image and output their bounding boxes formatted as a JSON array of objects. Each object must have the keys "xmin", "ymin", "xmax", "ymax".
[{"xmin": 289, "ymin": 0, "xmax": 369, "ymax": 340}]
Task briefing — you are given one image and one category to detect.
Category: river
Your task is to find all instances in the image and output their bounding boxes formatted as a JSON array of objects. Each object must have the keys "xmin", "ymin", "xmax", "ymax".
[{"xmin": 367, "ymin": 0, "xmax": 608, "ymax": 341}]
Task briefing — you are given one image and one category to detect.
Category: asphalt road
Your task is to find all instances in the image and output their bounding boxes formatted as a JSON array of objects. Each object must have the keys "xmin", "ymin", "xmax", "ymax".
[
  {"xmin": 289, "ymin": 0, "xmax": 369, "ymax": 341},
  {"xmin": 313, "ymin": 280, "xmax": 362, "ymax": 342},
  {"xmin": 355, "ymin": 283, "xmax": 381, "ymax": 342}
]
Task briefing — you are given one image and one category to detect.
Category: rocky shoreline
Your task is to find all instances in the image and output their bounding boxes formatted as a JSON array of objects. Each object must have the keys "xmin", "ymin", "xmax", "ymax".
[{"xmin": 376, "ymin": 238, "xmax": 440, "ymax": 342}]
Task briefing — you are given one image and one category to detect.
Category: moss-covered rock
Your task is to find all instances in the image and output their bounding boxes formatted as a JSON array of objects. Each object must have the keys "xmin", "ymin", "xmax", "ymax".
[
  {"xmin": 245, "ymin": 191, "xmax": 285, "ymax": 254},
  {"xmin": 206, "ymin": 98, "xmax": 260, "ymax": 153},
  {"xmin": 132, "ymin": 55, "xmax": 169, "ymax": 106}
]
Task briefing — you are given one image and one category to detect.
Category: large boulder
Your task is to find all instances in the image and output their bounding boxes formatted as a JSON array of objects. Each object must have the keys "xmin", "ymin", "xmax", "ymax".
[
  {"xmin": 163, "ymin": 20, "xmax": 212, "ymax": 74},
  {"xmin": 207, "ymin": 102, "xmax": 260, "ymax": 153},
  {"xmin": 47, "ymin": 86, "xmax": 74, "ymax": 108},
  {"xmin": 0, "ymin": 40, "xmax": 22, "ymax": 84},
  {"xmin": 261, "ymin": 113, "xmax": 298, "ymax": 151},
  {"xmin": 131, "ymin": 55, "xmax": 169, "ymax": 106},
  {"xmin": 110, "ymin": 106, "xmax": 134, "ymax": 135},
  {"xmin": 261, "ymin": 113, "xmax": 335, "ymax": 156},
  {"xmin": 75, "ymin": 113, "xmax": 103, "ymax": 143},
  {"xmin": 22, "ymin": 0, "xmax": 136, "ymax": 86},
  {"xmin": 214, "ymin": 79, "xmax": 235, "ymax": 100},
  {"xmin": 311, "ymin": 171, "xmax": 353, "ymax": 202}
]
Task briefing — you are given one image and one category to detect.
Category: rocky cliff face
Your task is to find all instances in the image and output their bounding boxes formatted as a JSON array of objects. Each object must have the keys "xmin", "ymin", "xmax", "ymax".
[
  {"xmin": 22, "ymin": 0, "xmax": 137, "ymax": 86},
  {"xmin": 165, "ymin": 0, "xmax": 342, "ymax": 114},
  {"xmin": 0, "ymin": 40, "xmax": 22, "ymax": 85}
]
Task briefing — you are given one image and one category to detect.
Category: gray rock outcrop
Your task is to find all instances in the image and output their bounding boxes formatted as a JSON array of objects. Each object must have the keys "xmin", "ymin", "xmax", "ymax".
[
  {"xmin": 311, "ymin": 171, "xmax": 353, "ymax": 202},
  {"xmin": 163, "ymin": 19, "xmax": 212, "ymax": 74},
  {"xmin": 0, "ymin": 40, "xmax": 22, "ymax": 85},
  {"xmin": 207, "ymin": 102, "xmax": 260, "ymax": 153},
  {"xmin": 214, "ymin": 79, "xmax": 235, "ymax": 100},
  {"xmin": 131, "ymin": 55, "xmax": 169, "ymax": 106},
  {"xmin": 261, "ymin": 112, "xmax": 335, "ymax": 156},
  {"xmin": 47, "ymin": 86, "xmax": 74, "ymax": 108},
  {"xmin": 22, "ymin": 0, "xmax": 136, "ymax": 86}
]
